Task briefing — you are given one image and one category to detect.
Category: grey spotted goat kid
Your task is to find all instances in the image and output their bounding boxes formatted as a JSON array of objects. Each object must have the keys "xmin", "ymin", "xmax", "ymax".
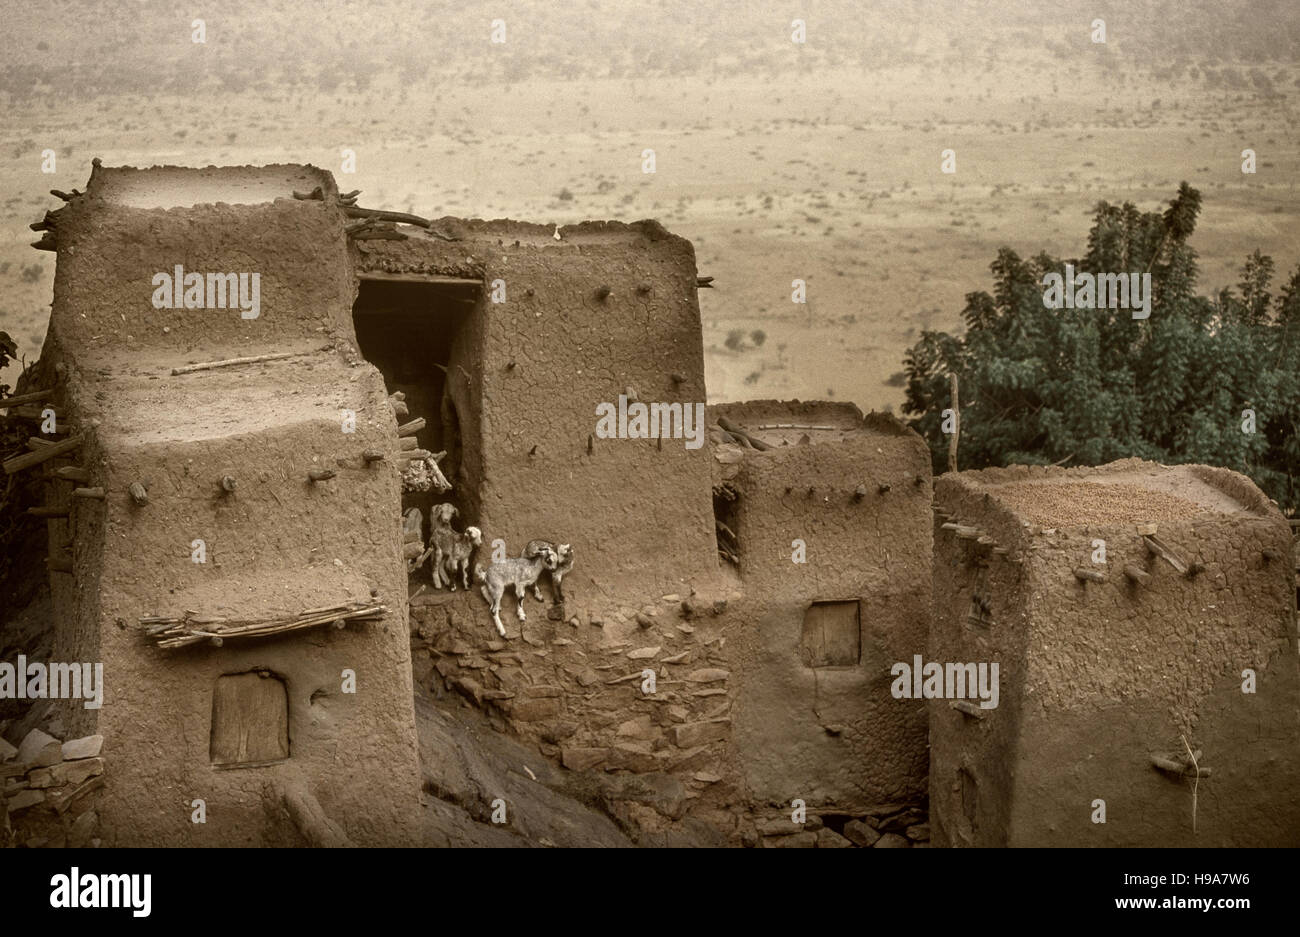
[
  {"xmin": 476, "ymin": 546, "xmax": 559, "ymax": 637},
  {"xmin": 429, "ymin": 503, "xmax": 461, "ymax": 589},
  {"xmin": 522, "ymin": 540, "xmax": 575, "ymax": 602},
  {"xmin": 440, "ymin": 525, "xmax": 482, "ymax": 591}
]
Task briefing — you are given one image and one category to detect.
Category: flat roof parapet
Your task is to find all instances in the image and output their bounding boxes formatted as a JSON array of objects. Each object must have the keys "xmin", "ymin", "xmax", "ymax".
[
  {"xmin": 936, "ymin": 458, "xmax": 1280, "ymax": 528},
  {"xmin": 86, "ymin": 163, "xmax": 336, "ymax": 209}
]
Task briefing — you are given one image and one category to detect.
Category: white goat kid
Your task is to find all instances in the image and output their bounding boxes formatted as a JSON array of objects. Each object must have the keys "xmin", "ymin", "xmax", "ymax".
[
  {"xmin": 441, "ymin": 525, "xmax": 482, "ymax": 592},
  {"xmin": 476, "ymin": 547, "xmax": 559, "ymax": 637}
]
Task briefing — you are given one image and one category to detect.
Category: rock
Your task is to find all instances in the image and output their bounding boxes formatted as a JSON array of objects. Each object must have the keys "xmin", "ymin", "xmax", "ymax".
[
  {"xmin": 634, "ymin": 613, "xmax": 656, "ymax": 629},
  {"xmin": 560, "ymin": 747, "xmax": 607, "ymax": 772},
  {"xmin": 0, "ymin": 737, "xmax": 16, "ymax": 763},
  {"xmin": 451, "ymin": 676, "xmax": 484, "ymax": 706},
  {"xmin": 817, "ymin": 828, "xmax": 854, "ymax": 848},
  {"xmin": 765, "ymin": 831, "xmax": 817, "ymax": 848},
  {"xmin": 756, "ymin": 817, "xmax": 804, "ymax": 836},
  {"xmin": 7, "ymin": 789, "xmax": 45, "ymax": 811},
  {"xmin": 685, "ymin": 668, "xmax": 729, "ymax": 683},
  {"xmin": 660, "ymin": 651, "xmax": 691, "ymax": 664},
  {"xmin": 509, "ymin": 698, "xmax": 561, "ymax": 722},
  {"xmin": 667, "ymin": 745, "xmax": 712, "ymax": 773},
  {"xmin": 666, "ymin": 705, "xmax": 689, "ymax": 723},
  {"xmin": 627, "ymin": 646, "xmax": 660, "ymax": 660},
  {"xmin": 522, "ymin": 685, "xmax": 562, "ymax": 698},
  {"xmin": 68, "ymin": 810, "xmax": 98, "ymax": 848},
  {"xmin": 693, "ymin": 771, "xmax": 721, "ymax": 784},
  {"xmin": 599, "ymin": 773, "xmax": 686, "ymax": 820},
  {"xmin": 540, "ymin": 722, "xmax": 579, "ymax": 744},
  {"xmin": 879, "ymin": 807, "xmax": 925, "ymax": 833},
  {"xmin": 50, "ymin": 776, "xmax": 104, "ymax": 815},
  {"xmin": 575, "ymin": 670, "xmax": 600, "ymax": 687},
  {"xmin": 669, "ymin": 720, "xmax": 729, "ymax": 748},
  {"xmin": 615, "ymin": 715, "xmax": 656, "ymax": 740},
  {"xmin": 843, "ymin": 819, "xmax": 880, "ymax": 847},
  {"xmin": 26, "ymin": 767, "xmax": 57, "ymax": 788},
  {"xmin": 874, "ymin": 832, "xmax": 911, "ymax": 848},
  {"xmin": 606, "ymin": 743, "xmax": 661, "ymax": 773},
  {"xmin": 16, "ymin": 729, "xmax": 61, "ymax": 767},
  {"xmin": 661, "ymin": 594, "xmax": 680, "ymax": 603},
  {"xmin": 905, "ymin": 823, "xmax": 930, "ymax": 842},
  {"xmin": 50, "ymin": 758, "xmax": 104, "ymax": 787}
]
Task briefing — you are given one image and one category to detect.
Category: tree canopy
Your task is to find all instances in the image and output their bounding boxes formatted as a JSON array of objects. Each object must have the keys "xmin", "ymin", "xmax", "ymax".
[{"xmin": 902, "ymin": 183, "xmax": 1300, "ymax": 514}]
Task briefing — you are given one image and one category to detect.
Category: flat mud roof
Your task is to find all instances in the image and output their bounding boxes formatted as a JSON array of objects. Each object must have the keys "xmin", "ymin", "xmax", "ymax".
[
  {"xmin": 88, "ymin": 163, "xmax": 334, "ymax": 209},
  {"xmin": 971, "ymin": 463, "xmax": 1263, "ymax": 526}
]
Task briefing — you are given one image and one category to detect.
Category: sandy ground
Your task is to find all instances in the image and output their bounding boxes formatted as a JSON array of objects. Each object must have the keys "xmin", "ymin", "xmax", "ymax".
[{"xmin": 3, "ymin": 62, "xmax": 1297, "ymax": 414}]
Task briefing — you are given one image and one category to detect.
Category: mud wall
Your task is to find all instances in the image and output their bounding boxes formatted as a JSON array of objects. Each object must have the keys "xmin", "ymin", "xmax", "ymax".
[
  {"xmin": 930, "ymin": 462, "xmax": 1300, "ymax": 847},
  {"xmin": 34, "ymin": 171, "xmax": 422, "ymax": 845},
  {"xmin": 50, "ymin": 191, "xmax": 355, "ymax": 372},
  {"xmin": 716, "ymin": 412, "xmax": 933, "ymax": 812},
  {"xmin": 356, "ymin": 221, "xmax": 718, "ymax": 603}
]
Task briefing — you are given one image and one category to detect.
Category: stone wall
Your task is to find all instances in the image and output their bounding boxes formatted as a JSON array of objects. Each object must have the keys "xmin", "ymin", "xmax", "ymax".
[{"xmin": 1, "ymin": 729, "xmax": 104, "ymax": 849}]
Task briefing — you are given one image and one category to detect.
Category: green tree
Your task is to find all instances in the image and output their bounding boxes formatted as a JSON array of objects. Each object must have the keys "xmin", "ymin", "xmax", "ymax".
[{"xmin": 902, "ymin": 184, "xmax": 1300, "ymax": 514}]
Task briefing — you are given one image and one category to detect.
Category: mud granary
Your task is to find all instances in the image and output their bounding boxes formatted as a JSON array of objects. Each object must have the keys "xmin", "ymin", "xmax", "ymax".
[
  {"xmin": 930, "ymin": 461, "xmax": 1300, "ymax": 847},
  {"xmin": 2, "ymin": 161, "xmax": 939, "ymax": 847}
]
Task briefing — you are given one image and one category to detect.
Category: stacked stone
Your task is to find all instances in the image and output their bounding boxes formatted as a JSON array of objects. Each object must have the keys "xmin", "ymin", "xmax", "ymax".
[
  {"xmin": 409, "ymin": 587, "xmax": 746, "ymax": 841},
  {"xmin": 748, "ymin": 805, "xmax": 931, "ymax": 848},
  {"xmin": 0, "ymin": 729, "xmax": 104, "ymax": 848}
]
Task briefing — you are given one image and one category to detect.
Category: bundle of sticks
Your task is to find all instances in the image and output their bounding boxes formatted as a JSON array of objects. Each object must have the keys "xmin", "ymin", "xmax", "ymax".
[{"xmin": 136, "ymin": 601, "xmax": 386, "ymax": 649}]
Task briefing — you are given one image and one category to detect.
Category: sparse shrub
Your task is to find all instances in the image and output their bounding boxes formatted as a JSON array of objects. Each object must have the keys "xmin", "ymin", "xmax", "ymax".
[
  {"xmin": 19, "ymin": 264, "xmax": 42, "ymax": 284},
  {"xmin": 743, "ymin": 371, "xmax": 761, "ymax": 385},
  {"xmin": 557, "ymin": 188, "xmax": 574, "ymax": 202},
  {"xmin": 724, "ymin": 329, "xmax": 746, "ymax": 352},
  {"xmin": 750, "ymin": 329, "xmax": 766, "ymax": 347}
]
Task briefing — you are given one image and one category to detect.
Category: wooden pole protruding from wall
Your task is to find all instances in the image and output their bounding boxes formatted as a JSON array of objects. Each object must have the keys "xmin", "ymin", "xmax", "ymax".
[
  {"xmin": 947, "ymin": 373, "xmax": 960, "ymax": 474},
  {"xmin": 308, "ymin": 468, "xmax": 337, "ymax": 483},
  {"xmin": 362, "ymin": 450, "xmax": 385, "ymax": 463},
  {"xmin": 3, "ymin": 434, "xmax": 83, "ymax": 474},
  {"xmin": 47, "ymin": 555, "xmax": 74, "ymax": 573},
  {"xmin": 53, "ymin": 466, "xmax": 90, "ymax": 483},
  {"xmin": 72, "ymin": 487, "xmax": 105, "ymax": 500},
  {"xmin": 1124, "ymin": 564, "xmax": 1151, "ymax": 585},
  {"xmin": 221, "ymin": 475, "xmax": 238, "ymax": 493},
  {"xmin": 397, "ymin": 417, "xmax": 425, "ymax": 438},
  {"xmin": 1073, "ymin": 567, "xmax": 1106, "ymax": 583},
  {"xmin": 128, "ymin": 482, "xmax": 149, "ymax": 505},
  {"xmin": 28, "ymin": 506, "xmax": 69, "ymax": 518},
  {"xmin": 0, "ymin": 388, "xmax": 55, "ymax": 408}
]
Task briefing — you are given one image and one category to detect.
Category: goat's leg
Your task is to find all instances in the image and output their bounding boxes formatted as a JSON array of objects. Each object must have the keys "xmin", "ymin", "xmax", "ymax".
[
  {"xmin": 514, "ymin": 582, "xmax": 528, "ymax": 621},
  {"xmin": 447, "ymin": 557, "xmax": 457, "ymax": 591},
  {"xmin": 431, "ymin": 546, "xmax": 445, "ymax": 588},
  {"xmin": 461, "ymin": 560, "xmax": 471, "ymax": 591},
  {"xmin": 488, "ymin": 586, "xmax": 506, "ymax": 636},
  {"xmin": 553, "ymin": 572, "xmax": 565, "ymax": 603}
]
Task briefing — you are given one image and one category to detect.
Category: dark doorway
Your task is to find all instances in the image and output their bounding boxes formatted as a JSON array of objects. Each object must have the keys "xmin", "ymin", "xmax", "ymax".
[{"xmin": 351, "ymin": 275, "xmax": 481, "ymax": 562}]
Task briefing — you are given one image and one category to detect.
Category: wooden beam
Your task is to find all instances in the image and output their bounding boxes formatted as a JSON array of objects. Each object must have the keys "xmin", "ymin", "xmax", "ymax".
[
  {"xmin": 170, "ymin": 351, "xmax": 301, "ymax": 376},
  {"xmin": 1073, "ymin": 567, "xmax": 1106, "ymax": 583},
  {"xmin": 72, "ymin": 487, "xmax": 105, "ymax": 500},
  {"xmin": 396, "ymin": 417, "xmax": 425, "ymax": 437},
  {"xmin": 0, "ymin": 389, "xmax": 55, "ymax": 408},
  {"xmin": 1124, "ymin": 564, "xmax": 1151, "ymax": 585},
  {"xmin": 3, "ymin": 434, "xmax": 83, "ymax": 475},
  {"xmin": 1143, "ymin": 535, "xmax": 1189, "ymax": 575},
  {"xmin": 27, "ymin": 506, "xmax": 69, "ymax": 518},
  {"xmin": 53, "ymin": 466, "xmax": 90, "ymax": 483}
]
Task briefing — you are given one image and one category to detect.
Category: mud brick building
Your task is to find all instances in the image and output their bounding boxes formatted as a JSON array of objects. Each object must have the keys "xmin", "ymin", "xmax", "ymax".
[
  {"xmin": 708, "ymin": 401, "xmax": 934, "ymax": 817},
  {"xmin": 929, "ymin": 459, "xmax": 1300, "ymax": 847}
]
